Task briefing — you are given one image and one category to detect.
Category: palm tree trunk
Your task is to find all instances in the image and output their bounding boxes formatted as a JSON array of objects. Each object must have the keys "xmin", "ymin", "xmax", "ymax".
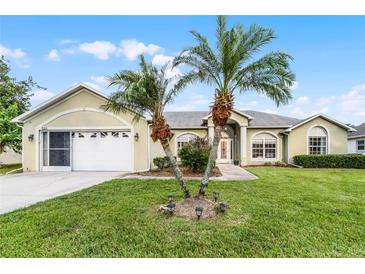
[
  {"xmin": 161, "ymin": 141, "xmax": 191, "ymax": 198},
  {"xmin": 198, "ymin": 125, "xmax": 223, "ymax": 196}
]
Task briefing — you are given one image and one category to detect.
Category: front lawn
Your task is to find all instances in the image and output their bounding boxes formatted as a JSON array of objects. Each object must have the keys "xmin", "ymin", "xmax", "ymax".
[
  {"xmin": 0, "ymin": 164, "xmax": 22, "ymax": 175},
  {"xmin": 1, "ymin": 168, "xmax": 364, "ymax": 257}
]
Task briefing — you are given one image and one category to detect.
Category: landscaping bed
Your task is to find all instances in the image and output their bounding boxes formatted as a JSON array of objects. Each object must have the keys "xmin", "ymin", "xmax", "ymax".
[
  {"xmin": 137, "ymin": 165, "xmax": 222, "ymax": 177},
  {"xmin": 0, "ymin": 164, "xmax": 22, "ymax": 175}
]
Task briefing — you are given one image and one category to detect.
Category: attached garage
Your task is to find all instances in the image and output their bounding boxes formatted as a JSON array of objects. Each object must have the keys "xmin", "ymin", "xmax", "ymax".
[
  {"xmin": 13, "ymin": 83, "xmax": 150, "ymax": 172},
  {"xmin": 40, "ymin": 130, "xmax": 133, "ymax": 172}
]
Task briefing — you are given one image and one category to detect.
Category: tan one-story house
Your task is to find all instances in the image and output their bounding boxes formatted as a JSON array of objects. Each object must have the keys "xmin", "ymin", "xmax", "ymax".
[
  {"xmin": 348, "ymin": 123, "xmax": 365, "ymax": 154},
  {"xmin": 12, "ymin": 83, "xmax": 355, "ymax": 172}
]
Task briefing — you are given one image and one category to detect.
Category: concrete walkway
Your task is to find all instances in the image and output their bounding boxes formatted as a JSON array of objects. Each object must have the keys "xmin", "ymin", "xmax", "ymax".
[
  {"xmin": 124, "ymin": 164, "xmax": 257, "ymax": 181},
  {"xmin": 215, "ymin": 164, "xmax": 257, "ymax": 181},
  {"xmin": 0, "ymin": 171, "xmax": 126, "ymax": 214}
]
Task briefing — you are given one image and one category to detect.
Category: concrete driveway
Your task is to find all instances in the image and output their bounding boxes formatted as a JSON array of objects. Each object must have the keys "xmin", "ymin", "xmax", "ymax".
[{"xmin": 0, "ymin": 171, "xmax": 127, "ymax": 214}]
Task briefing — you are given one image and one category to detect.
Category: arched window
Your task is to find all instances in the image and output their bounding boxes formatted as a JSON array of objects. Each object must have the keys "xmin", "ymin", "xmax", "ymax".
[
  {"xmin": 252, "ymin": 132, "xmax": 277, "ymax": 160},
  {"xmin": 308, "ymin": 126, "xmax": 328, "ymax": 154},
  {"xmin": 176, "ymin": 133, "xmax": 197, "ymax": 152}
]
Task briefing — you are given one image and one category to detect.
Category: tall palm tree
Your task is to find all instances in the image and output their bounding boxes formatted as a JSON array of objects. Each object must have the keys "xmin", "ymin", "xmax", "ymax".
[
  {"xmin": 173, "ymin": 16, "xmax": 295, "ymax": 196},
  {"xmin": 103, "ymin": 55, "xmax": 190, "ymax": 198}
]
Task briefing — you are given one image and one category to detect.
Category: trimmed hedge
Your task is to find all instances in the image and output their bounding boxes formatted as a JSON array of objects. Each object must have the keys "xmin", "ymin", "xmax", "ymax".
[{"xmin": 293, "ymin": 154, "xmax": 365, "ymax": 169}]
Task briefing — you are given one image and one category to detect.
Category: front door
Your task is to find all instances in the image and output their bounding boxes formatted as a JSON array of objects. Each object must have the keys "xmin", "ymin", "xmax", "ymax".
[{"xmin": 217, "ymin": 138, "xmax": 233, "ymax": 164}]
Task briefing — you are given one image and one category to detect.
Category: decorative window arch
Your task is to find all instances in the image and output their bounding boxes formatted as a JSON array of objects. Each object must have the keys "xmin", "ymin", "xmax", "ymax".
[
  {"xmin": 176, "ymin": 133, "xmax": 198, "ymax": 152},
  {"xmin": 308, "ymin": 126, "xmax": 328, "ymax": 154},
  {"xmin": 251, "ymin": 132, "xmax": 278, "ymax": 161}
]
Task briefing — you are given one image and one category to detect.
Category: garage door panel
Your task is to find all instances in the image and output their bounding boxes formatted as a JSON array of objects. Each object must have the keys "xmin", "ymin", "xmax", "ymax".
[{"xmin": 72, "ymin": 131, "xmax": 132, "ymax": 171}]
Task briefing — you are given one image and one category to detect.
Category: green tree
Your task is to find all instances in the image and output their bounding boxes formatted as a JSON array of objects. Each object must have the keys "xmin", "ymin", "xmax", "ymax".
[
  {"xmin": 173, "ymin": 16, "xmax": 295, "ymax": 196},
  {"xmin": 0, "ymin": 56, "xmax": 40, "ymax": 114},
  {"xmin": 103, "ymin": 55, "xmax": 190, "ymax": 198},
  {"xmin": 0, "ymin": 56, "xmax": 43, "ymax": 161},
  {"xmin": 0, "ymin": 104, "xmax": 22, "ymax": 161}
]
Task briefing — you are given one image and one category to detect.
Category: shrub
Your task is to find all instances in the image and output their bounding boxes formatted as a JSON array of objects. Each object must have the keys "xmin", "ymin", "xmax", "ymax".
[
  {"xmin": 153, "ymin": 156, "xmax": 170, "ymax": 170},
  {"xmin": 178, "ymin": 137, "xmax": 211, "ymax": 172},
  {"xmin": 293, "ymin": 154, "xmax": 365, "ymax": 169},
  {"xmin": 275, "ymin": 161, "xmax": 287, "ymax": 167},
  {"xmin": 263, "ymin": 162, "xmax": 273, "ymax": 166}
]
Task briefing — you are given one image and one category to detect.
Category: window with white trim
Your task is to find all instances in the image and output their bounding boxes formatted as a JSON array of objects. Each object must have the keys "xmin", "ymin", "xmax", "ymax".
[
  {"xmin": 252, "ymin": 133, "xmax": 277, "ymax": 160},
  {"xmin": 308, "ymin": 126, "xmax": 327, "ymax": 154},
  {"xmin": 357, "ymin": 140, "xmax": 365, "ymax": 152},
  {"xmin": 176, "ymin": 133, "xmax": 196, "ymax": 152}
]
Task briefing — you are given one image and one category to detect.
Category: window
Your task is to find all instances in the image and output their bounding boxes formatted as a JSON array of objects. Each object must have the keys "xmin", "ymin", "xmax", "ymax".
[
  {"xmin": 308, "ymin": 126, "xmax": 327, "ymax": 155},
  {"xmin": 357, "ymin": 140, "xmax": 365, "ymax": 152},
  {"xmin": 112, "ymin": 132, "xmax": 120, "ymax": 138},
  {"xmin": 90, "ymin": 132, "xmax": 97, "ymax": 138},
  {"xmin": 252, "ymin": 133, "xmax": 277, "ymax": 160},
  {"xmin": 176, "ymin": 133, "xmax": 197, "ymax": 152},
  {"xmin": 100, "ymin": 132, "xmax": 108, "ymax": 138}
]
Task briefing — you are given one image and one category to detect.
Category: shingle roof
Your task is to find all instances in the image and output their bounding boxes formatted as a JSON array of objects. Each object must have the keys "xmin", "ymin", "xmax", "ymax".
[
  {"xmin": 164, "ymin": 111, "xmax": 209, "ymax": 128},
  {"xmin": 349, "ymin": 123, "xmax": 365, "ymax": 138},
  {"xmin": 164, "ymin": 110, "xmax": 300, "ymax": 128},
  {"xmin": 241, "ymin": 110, "xmax": 300, "ymax": 127}
]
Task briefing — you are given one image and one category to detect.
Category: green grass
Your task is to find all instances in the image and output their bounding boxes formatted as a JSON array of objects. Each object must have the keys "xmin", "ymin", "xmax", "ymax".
[
  {"xmin": 1, "ymin": 168, "xmax": 365, "ymax": 257},
  {"xmin": 0, "ymin": 164, "xmax": 22, "ymax": 175}
]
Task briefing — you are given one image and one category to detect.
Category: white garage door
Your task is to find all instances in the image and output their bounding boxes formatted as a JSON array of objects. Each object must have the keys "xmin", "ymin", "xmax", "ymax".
[{"xmin": 72, "ymin": 131, "xmax": 132, "ymax": 171}]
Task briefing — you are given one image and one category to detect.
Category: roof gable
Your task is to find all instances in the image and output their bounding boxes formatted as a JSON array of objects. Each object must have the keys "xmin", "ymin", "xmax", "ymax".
[
  {"xmin": 12, "ymin": 83, "xmax": 109, "ymax": 123},
  {"xmin": 348, "ymin": 123, "xmax": 365, "ymax": 138},
  {"xmin": 284, "ymin": 113, "xmax": 356, "ymax": 132}
]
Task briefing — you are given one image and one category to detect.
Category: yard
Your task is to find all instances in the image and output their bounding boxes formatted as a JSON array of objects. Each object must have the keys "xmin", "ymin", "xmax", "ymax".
[
  {"xmin": 0, "ymin": 164, "xmax": 21, "ymax": 175},
  {"xmin": 0, "ymin": 167, "xmax": 364, "ymax": 257}
]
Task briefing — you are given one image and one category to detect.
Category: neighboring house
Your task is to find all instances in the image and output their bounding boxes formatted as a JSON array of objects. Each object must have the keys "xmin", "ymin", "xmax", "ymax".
[
  {"xmin": 0, "ymin": 148, "xmax": 21, "ymax": 165},
  {"xmin": 12, "ymin": 83, "xmax": 355, "ymax": 172},
  {"xmin": 348, "ymin": 123, "xmax": 365, "ymax": 154}
]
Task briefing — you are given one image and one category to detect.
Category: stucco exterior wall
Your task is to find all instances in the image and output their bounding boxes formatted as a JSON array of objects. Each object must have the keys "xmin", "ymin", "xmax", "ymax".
[
  {"xmin": 287, "ymin": 117, "xmax": 348, "ymax": 163},
  {"xmin": 348, "ymin": 138, "xmax": 365, "ymax": 154},
  {"xmin": 149, "ymin": 128, "xmax": 208, "ymax": 169},
  {"xmin": 245, "ymin": 128, "xmax": 285, "ymax": 165},
  {"xmin": 0, "ymin": 148, "xmax": 22, "ymax": 165},
  {"xmin": 21, "ymin": 88, "xmax": 149, "ymax": 172}
]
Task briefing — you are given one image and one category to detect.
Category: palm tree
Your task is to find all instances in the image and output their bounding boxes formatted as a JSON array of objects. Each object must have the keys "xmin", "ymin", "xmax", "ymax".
[
  {"xmin": 173, "ymin": 16, "xmax": 295, "ymax": 196},
  {"xmin": 103, "ymin": 55, "xmax": 190, "ymax": 198}
]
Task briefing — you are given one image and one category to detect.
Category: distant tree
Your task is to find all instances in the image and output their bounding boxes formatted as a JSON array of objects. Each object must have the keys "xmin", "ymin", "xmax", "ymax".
[
  {"xmin": 0, "ymin": 104, "xmax": 22, "ymax": 158},
  {"xmin": 0, "ymin": 56, "xmax": 43, "ymax": 160}
]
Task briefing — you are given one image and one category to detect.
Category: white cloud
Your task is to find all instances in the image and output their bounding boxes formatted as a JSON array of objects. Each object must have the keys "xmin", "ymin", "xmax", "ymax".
[
  {"xmin": 47, "ymin": 49, "xmax": 60, "ymax": 62},
  {"xmin": 82, "ymin": 81, "xmax": 101, "ymax": 90},
  {"xmin": 0, "ymin": 44, "xmax": 29, "ymax": 68},
  {"xmin": 60, "ymin": 39, "xmax": 75, "ymax": 44},
  {"xmin": 262, "ymin": 109, "xmax": 278, "ymax": 114},
  {"xmin": 79, "ymin": 41, "xmax": 117, "ymax": 60},
  {"xmin": 0, "ymin": 44, "xmax": 26, "ymax": 59},
  {"xmin": 290, "ymin": 106, "xmax": 306, "ymax": 118},
  {"xmin": 191, "ymin": 94, "xmax": 210, "ymax": 105},
  {"xmin": 341, "ymin": 83, "xmax": 365, "ymax": 117},
  {"xmin": 165, "ymin": 104, "xmax": 196, "ymax": 111},
  {"xmin": 152, "ymin": 54, "xmax": 173, "ymax": 66},
  {"xmin": 118, "ymin": 39, "xmax": 162, "ymax": 60},
  {"xmin": 295, "ymin": 96, "xmax": 309, "ymax": 105},
  {"xmin": 90, "ymin": 75, "xmax": 108, "ymax": 85},
  {"xmin": 316, "ymin": 96, "xmax": 337, "ymax": 106},
  {"xmin": 291, "ymin": 81, "xmax": 299, "ymax": 90},
  {"xmin": 31, "ymin": 90, "xmax": 55, "ymax": 104},
  {"xmin": 61, "ymin": 48, "xmax": 77, "ymax": 55}
]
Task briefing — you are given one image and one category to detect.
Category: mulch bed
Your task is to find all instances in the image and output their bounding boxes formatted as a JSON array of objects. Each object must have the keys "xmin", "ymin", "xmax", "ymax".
[
  {"xmin": 137, "ymin": 165, "xmax": 222, "ymax": 177},
  {"xmin": 174, "ymin": 196, "xmax": 218, "ymax": 219}
]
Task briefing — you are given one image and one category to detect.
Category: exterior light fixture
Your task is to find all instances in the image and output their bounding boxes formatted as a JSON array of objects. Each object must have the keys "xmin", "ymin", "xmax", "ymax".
[
  {"xmin": 195, "ymin": 206, "xmax": 203, "ymax": 220},
  {"xmin": 134, "ymin": 133, "xmax": 139, "ymax": 141},
  {"xmin": 28, "ymin": 134, "xmax": 34, "ymax": 142},
  {"xmin": 213, "ymin": 191, "xmax": 220, "ymax": 202}
]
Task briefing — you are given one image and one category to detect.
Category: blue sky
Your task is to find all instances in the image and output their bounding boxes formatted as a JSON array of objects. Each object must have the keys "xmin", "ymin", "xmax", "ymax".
[{"xmin": 1, "ymin": 16, "xmax": 364, "ymax": 125}]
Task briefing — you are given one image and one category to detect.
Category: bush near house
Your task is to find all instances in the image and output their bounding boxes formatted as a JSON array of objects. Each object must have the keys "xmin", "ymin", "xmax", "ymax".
[
  {"xmin": 153, "ymin": 156, "xmax": 170, "ymax": 171},
  {"xmin": 178, "ymin": 137, "xmax": 211, "ymax": 172},
  {"xmin": 293, "ymin": 154, "xmax": 365, "ymax": 169}
]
